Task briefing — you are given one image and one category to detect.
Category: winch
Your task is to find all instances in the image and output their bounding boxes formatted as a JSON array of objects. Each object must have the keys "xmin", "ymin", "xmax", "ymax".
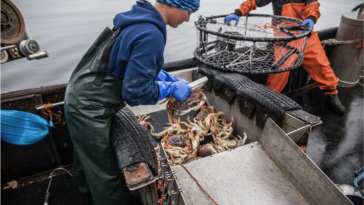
[{"xmin": 1, "ymin": 0, "xmax": 48, "ymax": 64}]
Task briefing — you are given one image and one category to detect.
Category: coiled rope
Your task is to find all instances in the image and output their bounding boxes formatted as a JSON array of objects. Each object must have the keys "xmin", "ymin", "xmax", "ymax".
[{"xmin": 41, "ymin": 102, "xmax": 63, "ymax": 124}]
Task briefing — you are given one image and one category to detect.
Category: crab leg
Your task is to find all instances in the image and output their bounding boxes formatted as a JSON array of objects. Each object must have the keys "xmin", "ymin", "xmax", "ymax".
[
  {"xmin": 152, "ymin": 129, "xmax": 172, "ymax": 138},
  {"xmin": 238, "ymin": 132, "xmax": 247, "ymax": 146},
  {"xmin": 144, "ymin": 122, "xmax": 154, "ymax": 135},
  {"xmin": 178, "ymin": 98, "xmax": 207, "ymax": 116}
]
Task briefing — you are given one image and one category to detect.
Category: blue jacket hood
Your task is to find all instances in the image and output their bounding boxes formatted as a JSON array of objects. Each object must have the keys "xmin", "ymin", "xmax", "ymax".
[
  {"xmin": 110, "ymin": 1, "xmax": 168, "ymax": 106},
  {"xmin": 113, "ymin": 2, "xmax": 166, "ymax": 41}
]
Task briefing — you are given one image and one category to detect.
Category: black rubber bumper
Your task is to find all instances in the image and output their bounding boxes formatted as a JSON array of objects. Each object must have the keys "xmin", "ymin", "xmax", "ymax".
[{"xmin": 110, "ymin": 107, "xmax": 158, "ymax": 176}]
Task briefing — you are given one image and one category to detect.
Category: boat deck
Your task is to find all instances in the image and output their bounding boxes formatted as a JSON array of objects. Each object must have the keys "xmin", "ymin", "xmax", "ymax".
[
  {"xmin": 2, "ymin": 83, "xmax": 363, "ymax": 205},
  {"xmin": 291, "ymin": 84, "xmax": 363, "ymax": 185}
]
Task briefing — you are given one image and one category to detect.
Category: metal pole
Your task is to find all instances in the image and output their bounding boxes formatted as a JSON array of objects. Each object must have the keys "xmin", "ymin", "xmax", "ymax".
[
  {"xmin": 36, "ymin": 101, "xmax": 64, "ymax": 110},
  {"xmin": 1, "ymin": 45, "xmax": 15, "ymax": 51},
  {"xmin": 27, "ymin": 51, "xmax": 49, "ymax": 60}
]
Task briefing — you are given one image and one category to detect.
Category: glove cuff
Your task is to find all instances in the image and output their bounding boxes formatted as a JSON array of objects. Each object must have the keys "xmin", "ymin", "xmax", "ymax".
[
  {"xmin": 307, "ymin": 16, "xmax": 316, "ymax": 24},
  {"xmin": 234, "ymin": 10, "xmax": 242, "ymax": 17},
  {"xmin": 156, "ymin": 81, "xmax": 177, "ymax": 100}
]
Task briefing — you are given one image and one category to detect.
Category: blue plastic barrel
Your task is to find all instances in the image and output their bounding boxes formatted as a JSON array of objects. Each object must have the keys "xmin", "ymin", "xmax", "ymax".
[{"xmin": 1, "ymin": 110, "xmax": 51, "ymax": 145}]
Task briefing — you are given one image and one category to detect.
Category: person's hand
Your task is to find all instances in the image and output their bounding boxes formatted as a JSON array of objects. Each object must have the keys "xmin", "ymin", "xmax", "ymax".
[
  {"xmin": 172, "ymin": 82, "xmax": 193, "ymax": 102},
  {"xmin": 224, "ymin": 14, "xmax": 239, "ymax": 26},
  {"xmin": 301, "ymin": 19, "xmax": 314, "ymax": 31}
]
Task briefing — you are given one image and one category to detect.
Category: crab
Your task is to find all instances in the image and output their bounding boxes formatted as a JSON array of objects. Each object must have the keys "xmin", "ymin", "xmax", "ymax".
[
  {"xmin": 216, "ymin": 116, "xmax": 235, "ymax": 140},
  {"xmin": 196, "ymin": 106, "xmax": 215, "ymax": 121},
  {"xmin": 162, "ymin": 133, "xmax": 191, "ymax": 147},
  {"xmin": 184, "ymin": 155, "xmax": 202, "ymax": 164},
  {"xmin": 137, "ymin": 113, "xmax": 154, "ymax": 133},
  {"xmin": 163, "ymin": 143, "xmax": 193, "ymax": 165},
  {"xmin": 185, "ymin": 116, "xmax": 206, "ymax": 141},
  {"xmin": 158, "ymin": 101, "xmax": 250, "ymax": 165},
  {"xmin": 201, "ymin": 111, "xmax": 225, "ymax": 136},
  {"xmin": 159, "ymin": 119, "xmax": 191, "ymax": 146},
  {"xmin": 212, "ymin": 133, "xmax": 247, "ymax": 152},
  {"xmin": 200, "ymin": 112, "xmax": 235, "ymax": 141},
  {"xmin": 188, "ymin": 128, "xmax": 202, "ymax": 152},
  {"xmin": 198, "ymin": 143, "xmax": 217, "ymax": 157},
  {"xmin": 165, "ymin": 88, "xmax": 206, "ymax": 124},
  {"xmin": 151, "ymin": 118, "xmax": 184, "ymax": 139}
]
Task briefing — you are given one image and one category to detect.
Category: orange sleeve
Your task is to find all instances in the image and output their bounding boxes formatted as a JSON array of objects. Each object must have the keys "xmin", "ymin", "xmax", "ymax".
[
  {"xmin": 235, "ymin": 0, "xmax": 257, "ymax": 16},
  {"xmin": 302, "ymin": 1, "xmax": 321, "ymax": 22}
]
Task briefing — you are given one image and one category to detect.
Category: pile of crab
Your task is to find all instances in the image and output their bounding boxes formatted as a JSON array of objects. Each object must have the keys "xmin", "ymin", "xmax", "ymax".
[{"xmin": 138, "ymin": 88, "xmax": 247, "ymax": 166}]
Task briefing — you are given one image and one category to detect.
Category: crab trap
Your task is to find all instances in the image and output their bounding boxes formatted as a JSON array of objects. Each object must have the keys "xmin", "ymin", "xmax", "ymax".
[{"xmin": 194, "ymin": 14, "xmax": 311, "ymax": 74}]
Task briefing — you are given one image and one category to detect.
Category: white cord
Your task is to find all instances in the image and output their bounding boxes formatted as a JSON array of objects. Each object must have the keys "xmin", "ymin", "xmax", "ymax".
[
  {"xmin": 44, "ymin": 168, "xmax": 73, "ymax": 205},
  {"xmin": 338, "ymin": 79, "xmax": 360, "ymax": 85}
]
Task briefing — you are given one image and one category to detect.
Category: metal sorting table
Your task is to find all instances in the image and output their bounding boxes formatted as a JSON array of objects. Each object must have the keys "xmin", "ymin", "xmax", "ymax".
[
  {"xmin": 174, "ymin": 142, "xmax": 307, "ymax": 205},
  {"xmin": 160, "ymin": 119, "xmax": 352, "ymax": 205},
  {"xmin": 129, "ymin": 68, "xmax": 353, "ymax": 205}
]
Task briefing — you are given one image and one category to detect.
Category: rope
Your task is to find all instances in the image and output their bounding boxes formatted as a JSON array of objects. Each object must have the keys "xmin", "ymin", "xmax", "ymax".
[
  {"xmin": 254, "ymin": 23, "xmax": 276, "ymax": 30},
  {"xmin": 321, "ymin": 37, "xmax": 364, "ymax": 66},
  {"xmin": 180, "ymin": 164, "xmax": 219, "ymax": 205},
  {"xmin": 321, "ymin": 38, "xmax": 362, "ymax": 46},
  {"xmin": 41, "ymin": 102, "xmax": 63, "ymax": 124},
  {"xmin": 360, "ymin": 70, "xmax": 364, "ymax": 79},
  {"xmin": 355, "ymin": 38, "xmax": 364, "ymax": 66},
  {"xmin": 338, "ymin": 79, "xmax": 359, "ymax": 85}
]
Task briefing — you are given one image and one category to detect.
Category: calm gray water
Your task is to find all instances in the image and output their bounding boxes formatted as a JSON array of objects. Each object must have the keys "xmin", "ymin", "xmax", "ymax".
[{"xmin": 1, "ymin": 0, "xmax": 361, "ymax": 93}]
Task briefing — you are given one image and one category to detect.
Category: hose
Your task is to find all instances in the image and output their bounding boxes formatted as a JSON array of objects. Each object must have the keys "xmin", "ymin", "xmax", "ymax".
[
  {"xmin": 352, "ymin": 3, "xmax": 364, "ymax": 12},
  {"xmin": 44, "ymin": 168, "xmax": 72, "ymax": 205}
]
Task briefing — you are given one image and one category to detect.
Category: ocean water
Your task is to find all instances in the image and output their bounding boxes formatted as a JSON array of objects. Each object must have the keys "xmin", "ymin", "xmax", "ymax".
[{"xmin": 1, "ymin": 0, "xmax": 361, "ymax": 93}]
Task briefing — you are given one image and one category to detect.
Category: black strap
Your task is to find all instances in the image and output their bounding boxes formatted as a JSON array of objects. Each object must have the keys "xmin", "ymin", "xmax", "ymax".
[
  {"xmin": 279, "ymin": 25, "xmax": 310, "ymax": 37},
  {"xmin": 280, "ymin": 26, "xmax": 309, "ymax": 31},
  {"xmin": 93, "ymin": 27, "xmax": 122, "ymax": 86}
]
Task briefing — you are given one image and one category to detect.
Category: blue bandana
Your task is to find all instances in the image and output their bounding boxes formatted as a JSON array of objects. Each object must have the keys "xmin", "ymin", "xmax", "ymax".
[{"xmin": 156, "ymin": 0, "xmax": 200, "ymax": 12}]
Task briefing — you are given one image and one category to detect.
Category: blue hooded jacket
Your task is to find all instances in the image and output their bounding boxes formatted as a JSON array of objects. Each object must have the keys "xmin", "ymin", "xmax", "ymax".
[{"xmin": 110, "ymin": 1, "xmax": 166, "ymax": 106}]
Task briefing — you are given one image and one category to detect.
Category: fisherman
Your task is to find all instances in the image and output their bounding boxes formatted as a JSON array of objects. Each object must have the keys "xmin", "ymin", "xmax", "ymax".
[
  {"xmin": 64, "ymin": 0, "xmax": 199, "ymax": 204},
  {"xmin": 224, "ymin": 0, "xmax": 346, "ymax": 114}
]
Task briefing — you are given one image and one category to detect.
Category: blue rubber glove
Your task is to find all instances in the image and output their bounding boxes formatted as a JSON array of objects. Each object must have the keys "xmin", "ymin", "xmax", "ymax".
[
  {"xmin": 156, "ymin": 70, "xmax": 190, "ymax": 85},
  {"xmin": 157, "ymin": 81, "xmax": 193, "ymax": 102},
  {"xmin": 172, "ymin": 82, "xmax": 193, "ymax": 102},
  {"xmin": 224, "ymin": 14, "xmax": 239, "ymax": 26},
  {"xmin": 301, "ymin": 19, "xmax": 314, "ymax": 31}
]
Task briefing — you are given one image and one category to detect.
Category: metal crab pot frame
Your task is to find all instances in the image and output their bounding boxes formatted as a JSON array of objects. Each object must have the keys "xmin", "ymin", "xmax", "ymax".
[{"xmin": 194, "ymin": 14, "xmax": 311, "ymax": 74}]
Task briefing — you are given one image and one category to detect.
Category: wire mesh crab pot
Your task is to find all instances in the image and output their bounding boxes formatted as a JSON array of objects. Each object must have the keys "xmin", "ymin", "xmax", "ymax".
[{"xmin": 194, "ymin": 14, "xmax": 311, "ymax": 74}]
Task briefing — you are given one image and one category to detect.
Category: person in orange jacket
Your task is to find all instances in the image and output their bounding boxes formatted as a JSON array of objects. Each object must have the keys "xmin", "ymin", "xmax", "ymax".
[{"xmin": 224, "ymin": 0, "xmax": 346, "ymax": 114}]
